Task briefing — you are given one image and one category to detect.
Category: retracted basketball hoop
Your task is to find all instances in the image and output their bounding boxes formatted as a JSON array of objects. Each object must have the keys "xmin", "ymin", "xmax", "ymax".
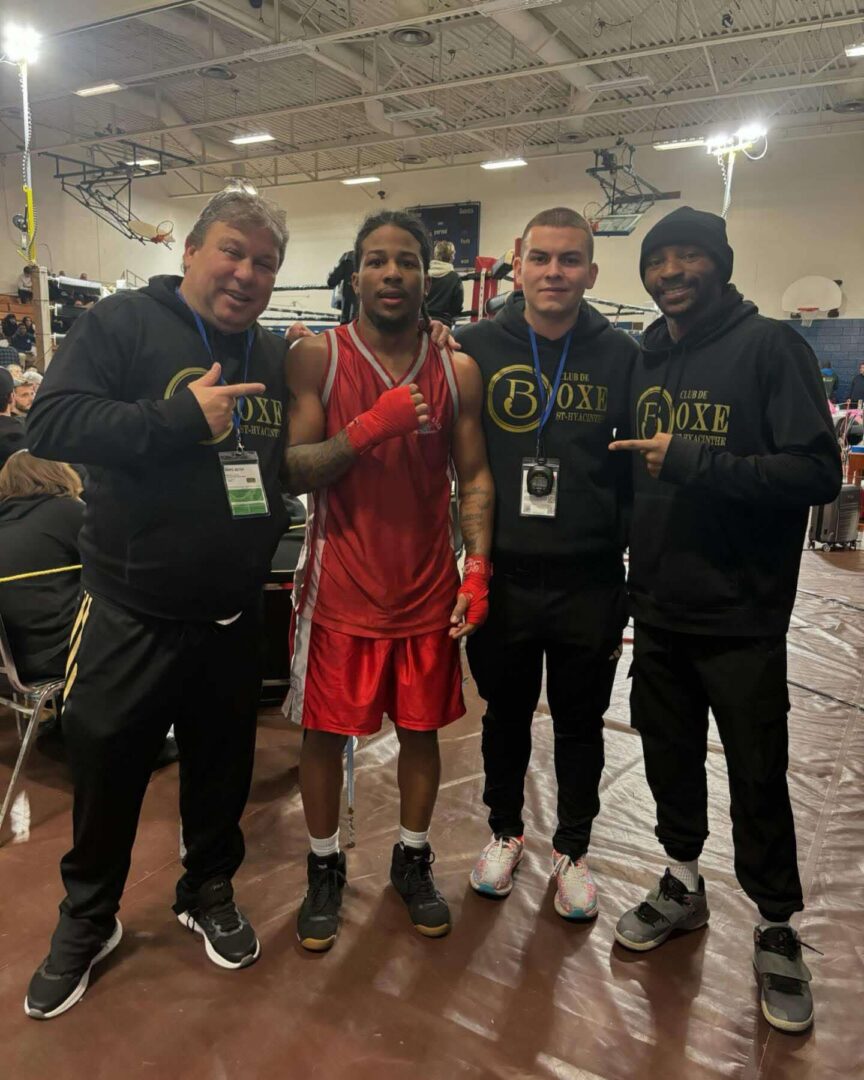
[
  {"xmin": 797, "ymin": 307, "xmax": 819, "ymax": 328},
  {"xmin": 782, "ymin": 277, "xmax": 842, "ymax": 327}
]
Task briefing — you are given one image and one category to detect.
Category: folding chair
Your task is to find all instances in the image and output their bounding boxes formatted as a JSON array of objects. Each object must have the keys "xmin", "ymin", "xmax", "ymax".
[{"xmin": 0, "ymin": 613, "xmax": 65, "ymax": 841}]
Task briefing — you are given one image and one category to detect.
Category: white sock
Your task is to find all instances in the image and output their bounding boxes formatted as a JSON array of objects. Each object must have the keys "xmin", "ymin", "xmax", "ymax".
[
  {"xmin": 399, "ymin": 825, "xmax": 429, "ymax": 851},
  {"xmin": 668, "ymin": 859, "xmax": 699, "ymax": 893},
  {"xmin": 759, "ymin": 917, "xmax": 791, "ymax": 931},
  {"xmin": 309, "ymin": 830, "xmax": 340, "ymax": 858}
]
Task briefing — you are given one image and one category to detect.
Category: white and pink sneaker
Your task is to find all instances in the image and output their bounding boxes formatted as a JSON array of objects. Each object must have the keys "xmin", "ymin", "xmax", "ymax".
[
  {"xmin": 469, "ymin": 835, "xmax": 524, "ymax": 897},
  {"xmin": 552, "ymin": 851, "xmax": 598, "ymax": 920}
]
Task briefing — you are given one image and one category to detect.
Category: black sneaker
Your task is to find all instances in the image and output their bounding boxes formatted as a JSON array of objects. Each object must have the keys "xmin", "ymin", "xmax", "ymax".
[
  {"xmin": 390, "ymin": 843, "xmax": 451, "ymax": 938},
  {"xmin": 24, "ymin": 918, "xmax": 123, "ymax": 1020},
  {"xmin": 297, "ymin": 851, "xmax": 347, "ymax": 952},
  {"xmin": 753, "ymin": 925, "xmax": 815, "ymax": 1033},
  {"xmin": 174, "ymin": 877, "xmax": 260, "ymax": 969}
]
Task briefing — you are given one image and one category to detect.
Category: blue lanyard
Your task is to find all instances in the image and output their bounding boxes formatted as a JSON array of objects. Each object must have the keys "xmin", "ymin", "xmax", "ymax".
[
  {"xmin": 528, "ymin": 326, "xmax": 572, "ymax": 459},
  {"xmin": 177, "ymin": 288, "xmax": 254, "ymax": 449}
]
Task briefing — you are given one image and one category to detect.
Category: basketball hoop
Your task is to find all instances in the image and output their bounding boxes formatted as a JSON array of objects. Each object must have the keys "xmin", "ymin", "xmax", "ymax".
[{"xmin": 797, "ymin": 306, "xmax": 820, "ymax": 328}]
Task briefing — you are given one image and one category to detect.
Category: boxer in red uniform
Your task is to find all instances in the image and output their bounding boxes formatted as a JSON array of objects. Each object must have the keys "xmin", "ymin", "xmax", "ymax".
[{"xmin": 284, "ymin": 210, "xmax": 494, "ymax": 951}]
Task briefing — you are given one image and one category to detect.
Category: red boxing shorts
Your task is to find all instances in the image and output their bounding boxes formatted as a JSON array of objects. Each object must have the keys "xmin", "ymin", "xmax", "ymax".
[{"xmin": 285, "ymin": 616, "xmax": 465, "ymax": 735}]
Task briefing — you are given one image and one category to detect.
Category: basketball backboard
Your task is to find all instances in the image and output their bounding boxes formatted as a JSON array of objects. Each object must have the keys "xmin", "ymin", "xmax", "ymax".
[{"xmin": 781, "ymin": 276, "xmax": 842, "ymax": 326}]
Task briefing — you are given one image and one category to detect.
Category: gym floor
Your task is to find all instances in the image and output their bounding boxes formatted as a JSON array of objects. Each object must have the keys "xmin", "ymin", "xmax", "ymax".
[{"xmin": 1, "ymin": 550, "xmax": 862, "ymax": 1080}]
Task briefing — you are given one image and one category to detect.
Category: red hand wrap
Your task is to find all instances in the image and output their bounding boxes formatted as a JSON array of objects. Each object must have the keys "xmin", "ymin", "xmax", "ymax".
[
  {"xmin": 458, "ymin": 555, "xmax": 492, "ymax": 627},
  {"xmin": 346, "ymin": 385, "xmax": 419, "ymax": 454}
]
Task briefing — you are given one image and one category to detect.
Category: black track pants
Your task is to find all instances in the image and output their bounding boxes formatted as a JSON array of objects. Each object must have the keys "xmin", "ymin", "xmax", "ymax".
[
  {"xmin": 49, "ymin": 591, "xmax": 261, "ymax": 969},
  {"xmin": 630, "ymin": 621, "xmax": 804, "ymax": 922}
]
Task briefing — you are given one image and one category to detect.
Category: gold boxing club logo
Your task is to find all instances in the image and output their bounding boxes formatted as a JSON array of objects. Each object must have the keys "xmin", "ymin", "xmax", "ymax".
[
  {"xmin": 637, "ymin": 386, "xmax": 731, "ymax": 446},
  {"xmin": 487, "ymin": 364, "xmax": 608, "ymax": 434},
  {"xmin": 164, "ymin": 367, "xmax": 283, "ymax": 446}
]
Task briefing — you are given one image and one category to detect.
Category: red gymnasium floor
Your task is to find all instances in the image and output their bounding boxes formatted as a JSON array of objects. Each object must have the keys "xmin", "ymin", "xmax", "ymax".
[{"xmin": 1, "ymin": 550, "xmax": 862, "ymax": 1080}]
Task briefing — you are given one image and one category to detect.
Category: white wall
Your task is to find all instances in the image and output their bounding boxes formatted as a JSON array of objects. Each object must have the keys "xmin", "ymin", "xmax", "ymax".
[{"xmin": 5, "ymin": 134, "xmax": 863, "ymax": 318}]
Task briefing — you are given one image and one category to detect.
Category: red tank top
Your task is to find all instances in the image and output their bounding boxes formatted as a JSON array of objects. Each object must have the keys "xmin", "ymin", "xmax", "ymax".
[{"xmin": 294, "ymin": 322, "xmax": 460, "ymax": 638}]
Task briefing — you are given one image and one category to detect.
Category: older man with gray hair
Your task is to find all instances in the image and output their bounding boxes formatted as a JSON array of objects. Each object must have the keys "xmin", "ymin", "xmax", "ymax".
[{"xmin": 24, "ymin": 186, "xmax": 289, "ymax": 1019}]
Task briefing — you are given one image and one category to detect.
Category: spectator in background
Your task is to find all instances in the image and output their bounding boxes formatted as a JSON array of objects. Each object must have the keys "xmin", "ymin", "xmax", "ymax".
[
  {"xmin": 426, "ymin": 240, "xmax": 464, "ymax": 327},
  {"xmin": 0, "ymin": 368, "xmax": 25, "ymax": 466},
  {"xmin": 21, "ymin": 316, "xmax": 36, "ymax": 345},
  {"xmin": 11, "ymin": 374, "xmax": 36, "ymax": 419},
  {"xmin": 17, "ymin": 265, "xmax": 34, "ymax": 303},
  {"xmin": 11, "ymin": 323, "xmax": 34, "ymax": 355},
  {"xmin": 0, "ymin": 451, "xmax": 84, "ymax": 683},
  {"xmin": 820, "ymin": 362, "xmax": 839, "ymax": 403},
  {"xmin": 0, "ymin": 336, "xmax": 19, "ymax": 368},
  {"xmin": 3, "ymin": 314, "xmax": 18, "ymax": 341},
  {"xmin": 326, "ymin": 250, "xmax": 358, "ymax": 324},
  {"xmin": 847, "ymin": 361, "xmax": 864, "ymax": 406},
  {"xmin": 79, "ymin": 273, "xmax": 88, "ymax": 281}
]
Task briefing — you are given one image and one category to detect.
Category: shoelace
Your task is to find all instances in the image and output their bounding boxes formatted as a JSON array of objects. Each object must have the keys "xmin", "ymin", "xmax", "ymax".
[
  {"xmin": 401, "ymin": 852, "xmax": 441, "ymax": 903},
  {"xmin": 757, "ymin": 925, "xmax": 824, "ymax": 959},
  {"xmin": 487, "ymin": 837, "xmax": 518, "ymax": 862},
  {"xmin": 200, "ymin": 895, "xmax": 242, "ymax": 934},
  {"xmin": 550, "ymin": 853, "xmax": 587, "ymax": 882},
  {"xmin": 308, "ymin": 864, "xmax": 346, "ymax": 913},
  {"xmin": 634, "ymin": 869, "xmax": 689, "ymax": 926}
]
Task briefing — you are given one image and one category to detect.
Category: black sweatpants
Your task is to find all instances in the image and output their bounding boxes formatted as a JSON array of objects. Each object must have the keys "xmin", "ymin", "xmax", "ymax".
[
  {"xmin": 630, "ymin": 621, "xmax": 804, "ymax": 922},
  {"xmin": 466, "ymin": 558, "xmax": 627, "ymax": 860},
  {"xmin": 50, "ymin": 591, "xmax": 262, "ymax": 969}
]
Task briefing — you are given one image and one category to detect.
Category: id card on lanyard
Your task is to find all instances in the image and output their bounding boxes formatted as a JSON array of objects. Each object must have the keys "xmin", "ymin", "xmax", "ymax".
[
  {"xmin": 179, "ymin": 290, "xmax": 270, "ymax": 519},
  {"xmin": 520, "ymin": 326, "xmax": 571, "ymax": 518}
]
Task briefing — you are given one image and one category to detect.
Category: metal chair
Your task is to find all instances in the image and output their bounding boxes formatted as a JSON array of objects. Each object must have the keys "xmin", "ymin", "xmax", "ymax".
[{"xmin": 0, "ymin": 613, "xmax": 65, "ymax": 841}]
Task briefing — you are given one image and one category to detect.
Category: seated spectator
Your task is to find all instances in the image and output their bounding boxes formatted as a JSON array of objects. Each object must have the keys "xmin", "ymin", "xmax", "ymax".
[
  {"xmin": 0, "ymin": 336, "xmax": 19, "ymax": 368},
  {"xmin": 0, "ymin": 450, "xmax": 177, "ymax": 765},
  {"xmin": 0, "ymin": 451, "xmax": 83, "ymax": 683},
  {"xmin": 20, "ymin": 316, "xmax": 36, "ymax": 347},
  {"xmin": 426, "ymin": 240, "xmax": 464, "ymax": 327},
  {"xmin": 2, "ymin": 314, "xmax": 18, "ymax": 341},
  {"xmin": 0, "ymin": 368, "xmax": 25, "ymax": 466},
  {"xmin": 11, "ymin": 373, "xmax": 36, "ymax": 419},
  {"xmin": 17, "ymin": 265, "xmax": 34, "ymax": 303},
  {"xmin": 10, "ymin": 324, "xmax": 34, "ymax": 355}
]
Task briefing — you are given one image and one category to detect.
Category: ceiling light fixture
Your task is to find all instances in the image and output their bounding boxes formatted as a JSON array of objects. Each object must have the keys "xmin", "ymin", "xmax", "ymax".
[
  {"xmin": 388, "ymin": 28, "xmax": 435, "ymax": 47},
  {"xmin": 125, "ymin": 158, "xmax": 159, "ymax": 167},
  {"xmin": 653, "ymin": 137, "xmax": 707, "ymax": 150},
  {"xmin": 230, "ymin": 133, "xmax": 275, "ymax": 145},
  {"xmin": 385, "ymin": 106, "xmax": 442, "ymax": 122},
  {"xmin": 481, "ymin": 157, "xmax": 527, "ymax": 170},
  {"xmin": 478, "ymin": 0, "xmax": 562, "ymax": 14},
  {"xmin": 584, "ymin": 74, "xmax": 653, "ymax": 91},
  {"xmin": 75, "ymin": 81, "xmax": 125, "ymax": 97},
  {"xmin": 2, "ymin": 23, "xmax": 41, "ymax": 64},
  {"xmin": 197, "ymin": 64, "xmax": 236, "ymax": 81},
  {"xmin": 341, "ymin": 175, "xmax": 382, "ymax": 185},
  {"xmin": 844, "ymin": 42, "xmax": 864, "ymax": 57}
]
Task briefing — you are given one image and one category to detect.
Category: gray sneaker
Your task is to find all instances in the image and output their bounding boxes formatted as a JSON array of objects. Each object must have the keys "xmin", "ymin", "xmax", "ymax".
[
  {"xmin": 753, "ymin": 925, "xmax": 814, "ymax": 1033},
  {"xmin": 615, "ymin": 869, "xmax": 709, "ymax": 951}
]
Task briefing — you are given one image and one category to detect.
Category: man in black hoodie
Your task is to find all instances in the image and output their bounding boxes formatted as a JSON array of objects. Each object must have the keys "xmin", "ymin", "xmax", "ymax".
[
  {"xmin": 455, "ymin": 207, "xmax": 636, "ymax": 920},
  {"xmin": 609, "ymin": 207, "xmax": 841, "ymax": 1033},
  {"xmin": 23, "ymin": 187, "xmax": 289, "ymax": 1020}
]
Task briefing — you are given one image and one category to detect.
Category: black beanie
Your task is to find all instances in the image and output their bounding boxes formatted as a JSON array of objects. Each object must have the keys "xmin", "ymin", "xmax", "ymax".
[
  {"xmin": 639, "ymin": 206, "xmax": 733, "ymax": 284},
  {"xmin": 0, "ymin": 366, "xmax": 14, "ymax": 401}
]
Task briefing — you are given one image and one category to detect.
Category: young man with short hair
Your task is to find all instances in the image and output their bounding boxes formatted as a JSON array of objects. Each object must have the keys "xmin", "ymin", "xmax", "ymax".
[
  {"xmin": 455, "ymin": 207, "xmax": 636, "ymax": 919},
  {"xmin": 285, "ymin": 210, "xmax": 494, "ymax": 951},
  {"xmin": 609, "ymin": 206, "xmax": 841, "ymax": 1033}
]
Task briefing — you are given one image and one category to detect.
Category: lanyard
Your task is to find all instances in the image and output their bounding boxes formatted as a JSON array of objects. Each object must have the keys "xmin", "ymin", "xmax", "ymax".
[
  {"xmin": 177, "ymin": 289, "xmax": 255, "ymax": 450},
  {"xmin": 528, "ymin": 326, "xmax": 572, "ymax": 459}
]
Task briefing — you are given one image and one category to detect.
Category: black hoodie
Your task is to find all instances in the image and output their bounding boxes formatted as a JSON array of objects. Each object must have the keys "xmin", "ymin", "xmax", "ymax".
[
  {"xmin": 456, "ymin": 294, "xmax": 637, "ymax": 574},
  {"xmin": 628, "ymin": 286, "xmax": 841, "ymax": 636},
  {"xmin": 26, "ymin": 276, "xmax": 288, "ymax": 621},
  {"xmin": 0, "ymin": 494, "xmax": 84, "ymax": 679}
]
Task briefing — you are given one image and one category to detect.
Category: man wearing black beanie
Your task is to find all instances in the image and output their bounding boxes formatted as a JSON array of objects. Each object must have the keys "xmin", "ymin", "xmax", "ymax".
[{"xmin": 609, "ymin": 206, "xmax": 841, "ymax": 1032}]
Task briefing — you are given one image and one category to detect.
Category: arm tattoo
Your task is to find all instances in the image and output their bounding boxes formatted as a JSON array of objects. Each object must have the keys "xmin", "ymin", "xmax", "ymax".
[
  {"xmin": 458, "ymin": 482, "xmax": 494, "ymax": 557},
  {"xmin": 284, "ymin": 428, "xmax": 357, "ymax": 494}
]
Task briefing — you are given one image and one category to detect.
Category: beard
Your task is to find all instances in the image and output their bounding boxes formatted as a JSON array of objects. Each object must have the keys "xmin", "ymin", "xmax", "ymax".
[{"xmin": 364, "ymin": 304, "xmax": 418, "ymax": 335}]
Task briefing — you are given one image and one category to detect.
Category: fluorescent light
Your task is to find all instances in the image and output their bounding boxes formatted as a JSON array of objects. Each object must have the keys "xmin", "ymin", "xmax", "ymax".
[
  {"xmin": 125, "ymin": 158, "xmax": 159, "ymax": 167},
  {"xmin": 341, "ymin": 175, "xmax": 381, "ymax": 185},
  {"xmin": 385, "ymin": 106, "xmax": 442, "ymax": 122},
  {"xmin": 585, "ymin": 74, "xmax": 653, "ymax": 91},
  {"xmin": 481, "ymin": 157, "xmax": 527, "ymax": 170},
  {"xmin": 653, "ymin": 137, "xmax": 706, "ymax": 150},
  {"xmin": 478, "ymin": 0, "xmax": 561, "ymax": 13},
  {"xmin": 75, "ymin": 82, "xmax": 125, "ymax": 97},
  {"xmin": 3, "ymin": 23, "xmax": 41, "ymax": 64},
  {"xmin": 248, "ymin": 41, "xmax": 312, "ymax": 62},
  {"xmin": 230, "ymin": 133, "xmax": 275, "ymax": 145},
  {"xmin": 845, "ymin": 42, "xmax": 864, "ymax": 57}
]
